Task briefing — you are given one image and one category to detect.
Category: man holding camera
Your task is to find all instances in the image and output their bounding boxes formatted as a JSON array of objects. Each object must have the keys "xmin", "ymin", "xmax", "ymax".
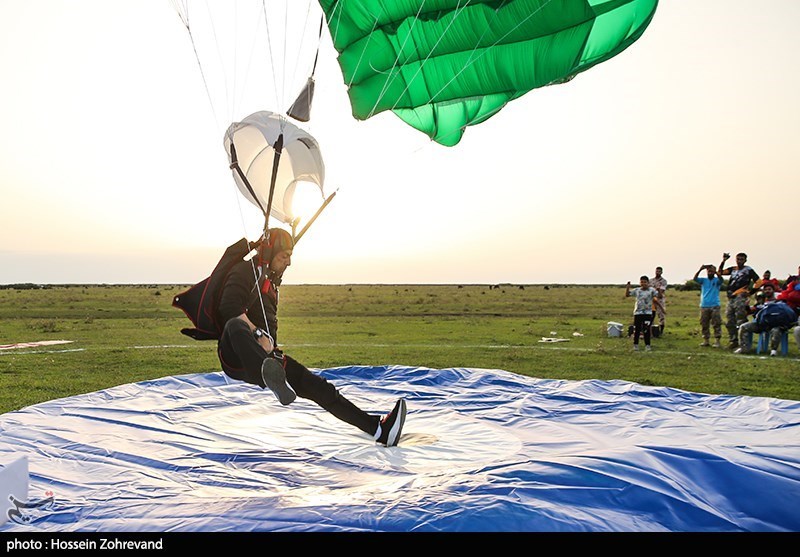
[{"xmin": 693, "ymin": 263, "xmax": 723, "ymax": 348}]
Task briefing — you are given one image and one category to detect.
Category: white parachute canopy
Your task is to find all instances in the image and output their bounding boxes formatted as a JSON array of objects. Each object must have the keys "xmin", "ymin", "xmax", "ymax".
[{"xmin": 224, "ymin": 111, "xmax": 325, "ymax": 227}]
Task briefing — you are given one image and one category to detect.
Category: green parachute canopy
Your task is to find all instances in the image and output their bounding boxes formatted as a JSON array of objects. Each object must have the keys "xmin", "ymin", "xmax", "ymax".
[{"xmin": 318, "ymin": 0, "xmax": 659, "ymax": 146}]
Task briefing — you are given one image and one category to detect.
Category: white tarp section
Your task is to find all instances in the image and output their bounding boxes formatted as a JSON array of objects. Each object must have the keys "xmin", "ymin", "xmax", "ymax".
[{"xmin": 0, "ymin": 365, "xmax": 798, "ymax": 532}]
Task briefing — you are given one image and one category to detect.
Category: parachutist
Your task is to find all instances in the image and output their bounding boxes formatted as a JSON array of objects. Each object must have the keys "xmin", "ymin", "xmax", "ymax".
[{"xmin": 177, "ymin": 228, "xmax": 406, "ymax": 447}]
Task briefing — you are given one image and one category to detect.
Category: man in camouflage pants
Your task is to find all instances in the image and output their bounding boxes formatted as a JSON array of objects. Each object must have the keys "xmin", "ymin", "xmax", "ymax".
[
  {"xmin": 649, "ymin": 266, "xmax": 667, "ymax": 335},
  {"xmin": 719, "ymin": 252, "xmax": 759, "ymax": 349}
]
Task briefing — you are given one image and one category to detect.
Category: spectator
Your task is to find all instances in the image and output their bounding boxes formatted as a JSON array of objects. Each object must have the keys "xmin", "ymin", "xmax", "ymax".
[
  {"xmin": 748, "ymin": 283, "xmax": 777, "ymax": 316},
  {"xmin": 736, "ymin": 299, "xmax": 798, "ymax": 356},
  {"xmin": 625, "ymin": 276, "xmax": 658, "ymax": 352},
  {"xmin": 776, "ymin": 277, "xmax": 800, "ymax": 313},
  {"xmin": 649, "ymin": 266, "xmax": 667, "ymax": 336},
  {"xmin": 693, "ymin": 264, "xmax": 723, "ymax": 348},
  {"xmin": 719, "ymin": 252, "xmax": 759, "ymax": 349},
  {"xmin": 753, "ymin": 270, "xmax": 780, "ymax": 291}
]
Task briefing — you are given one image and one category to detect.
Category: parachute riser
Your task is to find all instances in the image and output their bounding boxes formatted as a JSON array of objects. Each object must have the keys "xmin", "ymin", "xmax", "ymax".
[
  {"xmin": 263, "ymin": 134, "xmax": 285, "ymax": 238},
  {"xmin": 228, "ymin": 143, "xmax": 266, "ymax": 216},
  {"xmin": 292, "ymin": 190, "xmax": 337, "ymax": 246},
  {"xmin": 227, "ymin": 134, "xmax": 286, "ymax": 244}
]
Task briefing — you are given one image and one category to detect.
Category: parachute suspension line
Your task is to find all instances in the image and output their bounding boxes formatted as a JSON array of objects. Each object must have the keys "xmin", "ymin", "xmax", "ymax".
[
  {"xmin": 343, "ymin": 5, "xmax": 384, "ymax": 91},
  {"xmin": 370, "ymin": 0, "xmax": 478, "ymax": 121},
  {"xmin": 228, "ymin": 142, "xmax": 267, "ymax": 216},
  {"xmin": 365, "ymin": 0, "xmax": 433, "ymax": 120},
  {"xmin": 287, "ymin": 11, "xmax": 323, "ymax": 122},
  {"xmin": 170, "ymin": 1, "xmax": 222, "ymax": 131},
  {"xmin": 228, "ymin": 136, "xmax": 275, "ymax": 342},
  {"xmin": 260, "ymin": 0, "xmax": 283, "ymax": 114},
  {"xmin": 282, "ymin": 1, "xmax": 289, "ymax": 106},
  {"xmin": 309, "ymin": 13, "xmax": 324, "ymax": 79},
  {"xmin": 253, "ymin": 132, "xmax": 286, "ymax": 342},
  {"xmin": 326, "ymin": 0, "xmax": 345, "ymax": 49}
]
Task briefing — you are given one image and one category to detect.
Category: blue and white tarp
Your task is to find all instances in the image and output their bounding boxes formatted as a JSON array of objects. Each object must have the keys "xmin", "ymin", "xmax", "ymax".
[{"xmin": 0, "ymin": 365, "xmax": 798, "ymax": 532}]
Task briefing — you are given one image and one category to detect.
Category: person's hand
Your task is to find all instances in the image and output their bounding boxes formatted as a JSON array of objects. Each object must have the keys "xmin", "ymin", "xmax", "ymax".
[
  {"xmin": 723, "ymin": 253, "xmax": 730, "ymax": 260},
  {"xmin": 626, "ymin": 281, "xmax": 631, "ymax": 286},
  {"xmin": 254, "ymin": 328, "xmax": 275, "ymax": 352}
]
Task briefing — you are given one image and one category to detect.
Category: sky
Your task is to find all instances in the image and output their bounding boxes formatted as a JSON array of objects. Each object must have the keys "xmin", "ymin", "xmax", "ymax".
[{"xmin": 0, "ymin": 1, "xmax": 798, "ymax": 286}]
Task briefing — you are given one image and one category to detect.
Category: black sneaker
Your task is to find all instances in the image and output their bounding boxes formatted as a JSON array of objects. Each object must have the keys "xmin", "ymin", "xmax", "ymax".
[
  {"xmin": 261, "ymin": 357, "xmax": 296, "ymax": 405},
  {"xmin": 376, "ymin": 399, "xmax": 407, "ymax": 447}
]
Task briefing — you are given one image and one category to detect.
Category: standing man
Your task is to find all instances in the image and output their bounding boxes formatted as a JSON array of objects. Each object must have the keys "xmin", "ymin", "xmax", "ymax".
[
  {"xmin": 649, "ymin": 266, "xmax": 667, "ymax": 336},
  {"xmin": 719, "ymin": 252, "xmax": 759, "ymax": 350},
  {"xmin": 693, "ymin": 264, "xmax": 723, "ymax": 348},
  {"xmin": 213, "ymin": 228, "xmax": 407, "ymax": 447}
]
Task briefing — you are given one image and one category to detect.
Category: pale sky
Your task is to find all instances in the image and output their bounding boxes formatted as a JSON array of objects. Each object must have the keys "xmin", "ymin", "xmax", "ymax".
[{"xmin": 0, "ymin": 1, "xmax": 798, "ymax": 286}]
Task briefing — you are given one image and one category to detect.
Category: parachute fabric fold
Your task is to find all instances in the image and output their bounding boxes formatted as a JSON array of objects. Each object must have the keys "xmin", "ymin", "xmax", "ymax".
[
  {"xmin": 318, "ymin": 0, "xmax": 659, "ymax": 146},
  {"xmin": 224, "ymin": 111, "xmax": 326, "ymax": 226}
]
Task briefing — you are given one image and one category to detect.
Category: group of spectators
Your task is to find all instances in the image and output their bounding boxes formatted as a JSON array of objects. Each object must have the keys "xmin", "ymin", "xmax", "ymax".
[
  {"xmin": 624, "ymin": 255, "xmax": 800, "ymax": 356},
  {"xmin": 693, "ymin": 254, "xmax": 799, "ymax": 356}
]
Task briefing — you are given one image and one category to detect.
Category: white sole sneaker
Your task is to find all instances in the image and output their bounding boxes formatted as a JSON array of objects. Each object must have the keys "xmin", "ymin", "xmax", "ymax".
[{"xmin": 378, "ymin": 399, "xmax": 407, "ymax": 447}]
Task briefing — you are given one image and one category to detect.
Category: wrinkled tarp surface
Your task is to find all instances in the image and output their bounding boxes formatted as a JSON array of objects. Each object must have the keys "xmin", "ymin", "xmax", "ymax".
[{"xmin": 1, "ymin": 365, "xmax": 798, "ymax": 532}]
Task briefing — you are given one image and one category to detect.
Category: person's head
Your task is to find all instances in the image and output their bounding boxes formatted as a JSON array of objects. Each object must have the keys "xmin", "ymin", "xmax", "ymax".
[
  {"xmin": 764, "ymin": 270, "xmax": 771, "ymax": 279},
  {"xmin": 639, "ymin": 275, "xmax": 649, "ymax": 288},
  {"xmin": 763, "ymin": 283, "xmax": 776, "ymax": 297},
  {"xmin": 259, "ymin": 227, "xmax": 294, "ymax": 276},
  {"xmin": 736, "ymin": 252, "xmax": 747, "ymax": 266},
  {"xmin": 655, "ymin": 266, "xmax": 663, "ymax": 277},
  {"xmin": 706, "ymin": 264, "xmax": 716, "ymax": 277}
]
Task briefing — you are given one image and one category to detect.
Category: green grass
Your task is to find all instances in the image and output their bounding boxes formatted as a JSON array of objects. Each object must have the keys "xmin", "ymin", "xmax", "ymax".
[{"xmin": 1, "ymin": 283, "xmax": 798, "ymax": 414}]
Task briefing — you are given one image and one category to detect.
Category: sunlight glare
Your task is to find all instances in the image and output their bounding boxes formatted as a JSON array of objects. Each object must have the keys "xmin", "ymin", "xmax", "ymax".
[{"xmin": 290, "ymin": 180, "xmax": 325, "ymax": 229}]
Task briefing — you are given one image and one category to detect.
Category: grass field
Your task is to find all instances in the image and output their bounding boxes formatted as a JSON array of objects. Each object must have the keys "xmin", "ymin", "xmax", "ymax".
[{"xmin": 1, "ymin": 283, "xmax": 799, "ymax": 414}]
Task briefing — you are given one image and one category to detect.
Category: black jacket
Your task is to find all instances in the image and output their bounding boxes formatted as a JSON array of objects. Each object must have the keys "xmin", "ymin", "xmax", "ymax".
[{"xmin": 218, "ymin": 260, "xmax": 280, "ymax": 343}]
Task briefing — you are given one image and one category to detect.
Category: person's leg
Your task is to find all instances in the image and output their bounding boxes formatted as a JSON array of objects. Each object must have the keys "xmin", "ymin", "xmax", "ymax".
[
  {"xmin": 794, "ymin": 326, "xmax": 800, "ymax": 351},
  {"xmin": 643, "ymin": 314, "xmax": 652, "ymax": 347},
  {"xmin": 733, "ymin": 296, "xmax": 750, "ymax": 336},
  {"xmin": 737, "ymin": 322, "xmax": 757, "ymax": 354},
  {"xmin": 632, "ymin": 314, "xmax": 643, "ymax": 348},
  {"xmin": 217, "ymin": 318, "xmax": 270, "ymax": 386},
  {"xmin": 283, "ymin": 355, "xmax": 379, "ymax": 436},
  {"xmin": 699, "ymin": 308, "xmax": 711, "ymax": 345},
  {"xmin": 767, "ymin": 327, "xmax": 786, "ymax": 354},
  {"xmin": 218, "ymin": 319, "xmax": 296, "ymax": 403},
  {"xmin": 711, "ymin": 307, "xmax": 723, "ymax": 346},
  {"xmin": 724, "ymin": 300, "xmax": 737, "ymax": 346}
]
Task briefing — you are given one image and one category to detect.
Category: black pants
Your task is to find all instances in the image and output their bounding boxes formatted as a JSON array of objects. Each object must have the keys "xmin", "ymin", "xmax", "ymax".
[
  {"xmin": 217, "ymin": 318, "xmax": 379, "ymax": 435},
  {"xmin": 633, "ymin": 313, "xmax": 652, "ymax": 346}
]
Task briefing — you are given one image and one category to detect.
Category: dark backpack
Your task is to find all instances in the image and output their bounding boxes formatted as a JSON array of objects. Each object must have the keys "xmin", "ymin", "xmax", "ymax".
[
  {"xmin": 755, "ymin": 301, "xmax": 798, "ymax": 329},
  {"xmin": 172, "ymin": 238, "xmax": 255, "ymax": 340}
]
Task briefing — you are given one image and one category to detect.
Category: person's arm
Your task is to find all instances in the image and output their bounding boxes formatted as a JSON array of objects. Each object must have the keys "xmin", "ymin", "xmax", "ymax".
[
  {"xmin": 719, "ymin": 253, "xmax": 730, "ymax": 275},
  {"xmin": 693, "ymin": 265, "xmax": 705, "ymax": 281},
  {"xmin": 218, "ymin": 263, "xmax": 275, "ymax": 352},
  {"xmin": 238, "ymin": 312, "xmax": 275, "ymax": 352},
  {"xmin": 652, "ymin": 288, "xmax": 665, "ymax": 313}
]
